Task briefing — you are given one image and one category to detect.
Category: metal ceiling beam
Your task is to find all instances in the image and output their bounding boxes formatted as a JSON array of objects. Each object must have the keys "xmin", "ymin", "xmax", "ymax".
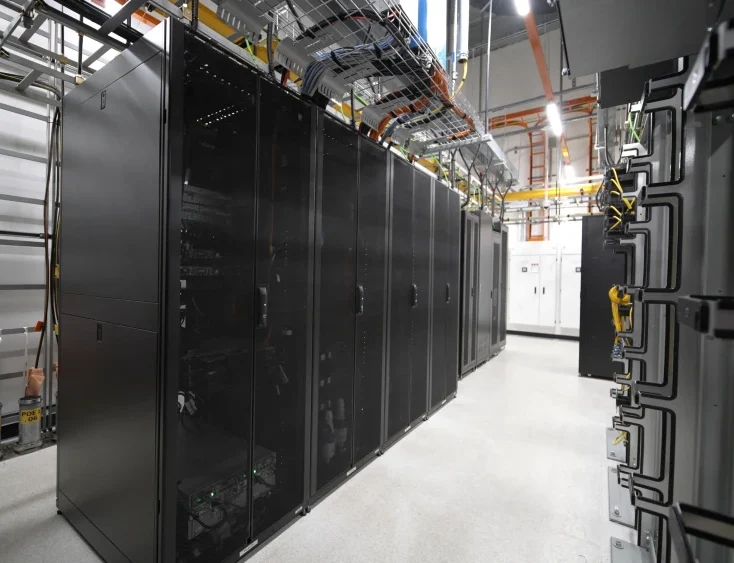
[
  {"xmin": 0, "ymin": 9, "xmax": 98, "ymax": 64},
  {"xmin": 3, "ymin": 50, "xmax": 76, "ymax": 83},
  {"xmin": 18, "ymin": 13, "xmax": 45, "ymax": 42},
  {"xmin": 15, "ymin": 69, "xmax": 42, "ymax": 91},
  {"xmin": 82, "ymin": 0, "xmax": 149, "ymax": 69},
  {"xmin": 34, "ymin": 1, "xmax": 129, "ymax": 51},
  {"xmin": 0, "ymin": 78, "xmax": 60, "ymax": 106},
  {"xmin": 0, "ymin": 100, "xmax": 47, "ymax": 120},
  {"xmin": 0, "ymin": 0, "xmax": 35, "ymax": 50}
]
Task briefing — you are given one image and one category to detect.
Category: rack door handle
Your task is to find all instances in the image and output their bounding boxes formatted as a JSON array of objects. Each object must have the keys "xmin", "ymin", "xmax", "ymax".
[
  {"xmin": 412, "ymin": 284, "xmax": 418, "ymax": 308},
  {"xmin": 356, "ymin": 284, "xmax": 365, "ymax": 316},
  {"xmin": 534, "ymin": 287, "xmax": 537, "ymax": 295},
  {"xmin": 542, "ymin": 287, "xmax": 546, "ymax": 295},
  {"xmin": 257, "ymin": 286, "xmax": 268, "ymax": 328},
  {"xmin": 446, "ymin": 283, "xmax": 451, "ymax": 303}
]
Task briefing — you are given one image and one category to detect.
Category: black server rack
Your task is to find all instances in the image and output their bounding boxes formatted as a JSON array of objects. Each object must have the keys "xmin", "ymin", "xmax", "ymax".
[
  {"xmin": 475, "ymin": 215, "xmax": 494, "ymax": 364},
  {"xmin": 429, "ymin": 185, "xmax": 461, "ymax": 414},
  {"xmin": 385, "ymin": 156, "xmax": 432, "ymax": 445},
  {"xmin": 579, "ymin": 215, "xmax": 626, "ymax": 378},
  {"xmin": 311, "ymin": 117, "xmax": 389, "ymax": 501},
  {"xmin": 58, "ymin": 24, "xmax": 314, "ymax": 563},
  {"xmin": 459, "ymin": 211, "xmax": 480, "ymax": 375},
  {"xmin": 57, "ymin": 20, "xmax": 465, "ymax": 563}
]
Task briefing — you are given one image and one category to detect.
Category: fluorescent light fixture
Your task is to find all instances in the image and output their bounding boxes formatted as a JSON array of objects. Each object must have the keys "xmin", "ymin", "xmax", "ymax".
[
  {"xmin": 514, "ymin": 0, "xmax": 531, "ymax": 16},
  {"xmin": 546, "ymin": 102, "xmax": 564, "ymax": 137}
]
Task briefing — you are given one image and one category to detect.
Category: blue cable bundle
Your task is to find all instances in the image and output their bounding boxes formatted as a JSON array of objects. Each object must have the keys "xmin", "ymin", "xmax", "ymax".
[{"xmin": 301, "ymin": 33, "xmax": 412, "ymax": 97}]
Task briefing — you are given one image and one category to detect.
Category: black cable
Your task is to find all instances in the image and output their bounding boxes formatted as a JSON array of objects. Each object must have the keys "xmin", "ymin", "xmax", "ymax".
[
  {"xmin": 77, "ymin": 16, "xmax": 83, "ymax": 77},
  {"xmin": 266, "ymin": 21, "xmax": 275, "ymax": 79},
  {"xmin": 35, "ymin": 108, "xmax": 61, "ymax": 369},
  {"xmin": 191, "ymin": 0, "xmax": 199, "ymax": 32},
  {"xmin": 555, "ymin": 1, "xmax": 571, "ymax": 75},
  {"xmin": 285, "ymin": 0, "xmax": 306, "ymax": 33}
]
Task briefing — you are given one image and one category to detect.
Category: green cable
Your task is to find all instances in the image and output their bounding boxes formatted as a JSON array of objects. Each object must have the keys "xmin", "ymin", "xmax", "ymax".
[
  {"xmin": 628, "ymin": 112, "xmax": 642, "ymax": 144},
  {"xmin": 244, "ymin": 38, "xmax": 258, "ymax": 64}
]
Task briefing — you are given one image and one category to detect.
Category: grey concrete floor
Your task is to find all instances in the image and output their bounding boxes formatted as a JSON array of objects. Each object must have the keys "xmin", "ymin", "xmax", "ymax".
[{"xmin": 0, "ymin": 336, "xmax": 634, "ymax": 563}]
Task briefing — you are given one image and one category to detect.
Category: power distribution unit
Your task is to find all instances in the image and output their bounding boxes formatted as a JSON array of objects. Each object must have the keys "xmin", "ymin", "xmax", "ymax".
[
  {"xmin": 57, "ymin": 21, "xmax": 464, "ymax": 563},
  {"xmin": 578, "ymin": 215, "xmax": 626, "ymax": 378}
]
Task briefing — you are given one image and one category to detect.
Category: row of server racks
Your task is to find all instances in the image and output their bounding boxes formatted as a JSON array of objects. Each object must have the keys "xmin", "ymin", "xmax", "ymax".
[
  {"xmin": 601, "ymin": 23, "xmax": 734, "ymax": 563},
  {"xmin": 459, "ymin": 211, "xmax": 508, "ymax": 377},
  {"xmin": 56, "ymin": 21, "xmax": 464, "ymax": 563}
]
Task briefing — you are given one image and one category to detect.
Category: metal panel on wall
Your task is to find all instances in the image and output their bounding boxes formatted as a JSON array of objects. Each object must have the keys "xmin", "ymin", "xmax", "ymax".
[
  {"xmin": 254, "ymin": 79, "xmax": 313, "ymax": 536},
  {"xmin": 312, "ymin": 116, "xmax": 358, "ymax": 494},
  {"xmin": 176, "ymin": 33, "xmax": 259, "ymax": 561},
  {"xmin": 353, "ymin": 138, "xmax": 389, "ymax": 463},
  {"xmin": 386, "ymin": 156, "xmax": 414, "ymax": 440},
  {"xmin": 410, "ymin": 170, "xmax": 432, "ymax": 423}
]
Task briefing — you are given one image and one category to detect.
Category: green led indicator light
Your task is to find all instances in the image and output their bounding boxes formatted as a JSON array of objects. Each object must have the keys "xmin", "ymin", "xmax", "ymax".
[
  {"xmin": 253, "ymin": 469, "xmax": 257, "ymax": 474},
  {"xmin": 210, "ymin": 492, "xmax": 214, "ymax": 497}
]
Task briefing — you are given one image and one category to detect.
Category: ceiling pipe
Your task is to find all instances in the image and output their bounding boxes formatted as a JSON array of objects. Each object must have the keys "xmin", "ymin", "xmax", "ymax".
[
  {"xmin": 521, "ymin": 6, "xmax": 571, "ymax": 164},
  {"xmin": 488, "ymin": 83, "xmax": 594, "ymax": 114},
  {"xmin": 503, "ymin": 183, "xmax": 599, "ymax": 202},
  {"xmin": 457, "ymin": 0, "xmax": 471, "ymax": 63},
  {"xmin": 491, "ymin": 113, "xmax": 595, "ymax": 139},
  {"xmin": 446, "ymin": 0, "xmax": 457, "ymax": 89}
]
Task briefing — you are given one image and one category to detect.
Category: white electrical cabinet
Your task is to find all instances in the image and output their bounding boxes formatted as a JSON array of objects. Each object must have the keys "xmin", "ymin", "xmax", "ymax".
[{"xmin": 508, "ymin": 241, "xmax": 581, "ymax": 337}]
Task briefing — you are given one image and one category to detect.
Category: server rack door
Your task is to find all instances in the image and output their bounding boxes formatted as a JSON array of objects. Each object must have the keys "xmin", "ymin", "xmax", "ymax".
[
  {"xmin": 387, "ymin": 157, "xmax": 414, "ymax": 440},
  {"xmin": 354, "ymin": 139, "xmax": 389, "ymax": 462},
  {"xmin": 491, "ymin": 234, "xmax": 502, "ymax": 346},
  {"xmin": 312, "ymin": 117, "xmax": 358, "ymax": 494},
  {"xmin": 255, "ymin": 81, "xmax": 313, "ymax": 535},
  {"xmin": 470, "ymin": 219, "xmax": 480, "ymax": 362},
  {"xmin": 430, "ymin": 183, "xmax": 449, "ymax": 410},
  {"xmin": 446, "ymin": 190, "xmax": 462, "ymax": 396},
  {"xmin": 460, "ymin": 212, "xmax": 479, "ymax": 373},
  {"xmin": 500, "ymin": 229, "xmax": 508, "ymax": 343},
  {"xmin": 176, "ymin": 35, "xmax": 258, "ymax": 563},
  {"xmin": 476, "ymin": 216, "xmax": 493, "ymax": 363},
  {"xmin": 410, "ymin": 171, "xmax": 432, "ymax": 422}
]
